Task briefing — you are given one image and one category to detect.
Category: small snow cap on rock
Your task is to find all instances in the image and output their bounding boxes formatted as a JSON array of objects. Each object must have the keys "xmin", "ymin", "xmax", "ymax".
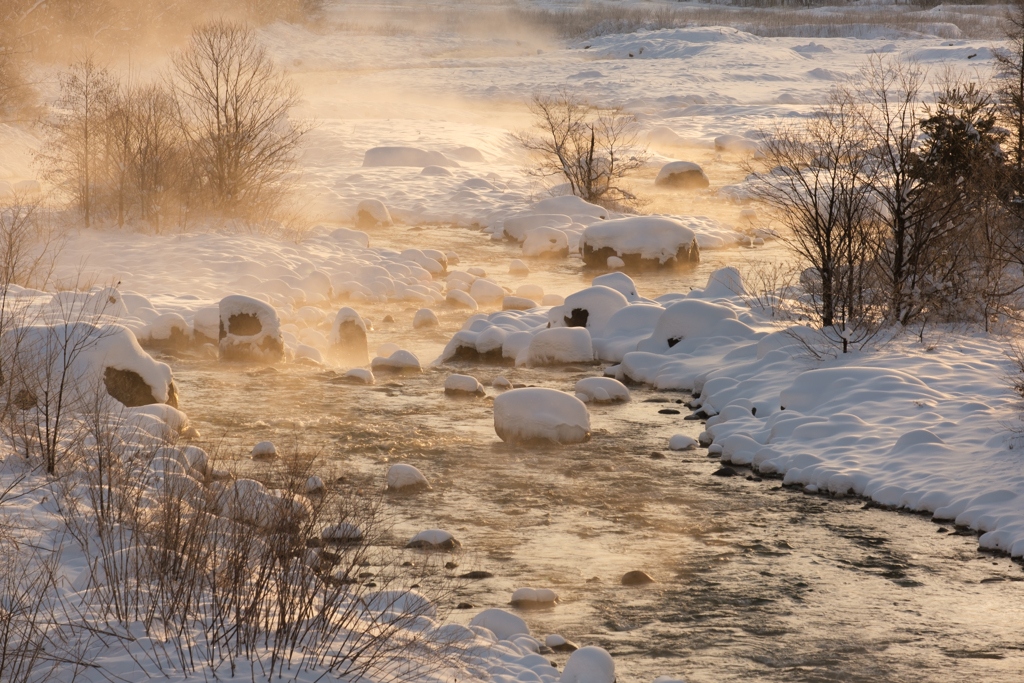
[
  {"xmin": 546, "ymin": 634, "xmax": 580, "ymax": 652},
  {"xmin": 510, "ymin": 587, "xmax": 559, "ymax": 607},
  {"xmin": 621, "ymin": 570, "xmax": 655, "ymax": 585},
  {"xmin": 494, "ymin": 387, "xmax": 591, "ymax": 444},
  {"xmin": 304, "ymin": 476, "xmax": 326, "ymax": 494},
  {"xmin": 444, "ymin": 374, "xmax": 485, "ymax": 397},
  {"xmin": 560, "ymin": 646, "xmax": 615, "ymax": 683},
  {"xmin": 607, "ymin": 256, "xmax": 625, "ymax": 269},
  {"xmin": 387, "ymin": 464, "xmax": 431, "ymax": 492},
  {"xmin": 580, "ymin": 217, "xmax": 699, "ymax": 269},
  {"xmin": 356, "ymin": 199, "xmax": 392, "ymax": 229},
  {"xmin": 371, "ymin": 349, "xmax": 422, "ymax": 373},
  {"xmin": 407, "ymin": 529, "xmax": 460, "ymax": 551},
  {"xmin": 446, "ymin": 289, "xmax": 478, "ymax": 310},
  {"xmin": 251, "ymin": 441, "xmax": 277, "ymax": 459},
  {"xmin": 655, "ymin": 161, "xmax": 710, "ymax": 189},
  {"xmin": 575, "ymin": 377, "xmax": 630, "ymax": 403},
  {"xmin": 469, "ymin": 608, "xmax": 530, "ymax": 641},
  {"xmin": 413, "ymin": 308, "xmax": 439, "ymax": 329},
  {"xmin": 669, "ymin": 434, "xmax": 698, "ymax": 450},
  {"xmin": 493, "ymin": 375, "xmax": 512, "ymax": 389}
]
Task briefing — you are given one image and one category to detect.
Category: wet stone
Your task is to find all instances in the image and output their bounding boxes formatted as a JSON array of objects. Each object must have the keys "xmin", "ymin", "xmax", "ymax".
[
  {"xmin": 650, "ymin": 452, "xmax": 666, "ymax": 459},
  {"xmin": 456, "ymin": 602, "xmax": 474, "ymax": 609},
  {"xmin": 658, "ymin": 409, "xmax": 681, "ymax": 415},
  {"xmin": 621, "ymin": 570, "xmax": 656, "ymax": 586},
  {"xmin": 459, "ymin": 570, "xmax": 494, "ymax": 579},
  {"xmin": 713, "ymin": 467, "xmax": 738, "ymax": 477}
]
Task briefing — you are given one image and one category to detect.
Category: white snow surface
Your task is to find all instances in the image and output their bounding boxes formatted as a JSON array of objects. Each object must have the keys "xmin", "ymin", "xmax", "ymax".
[{"xmin": 493, "ymin": 388, "xmax": 591, "ymax": 444}]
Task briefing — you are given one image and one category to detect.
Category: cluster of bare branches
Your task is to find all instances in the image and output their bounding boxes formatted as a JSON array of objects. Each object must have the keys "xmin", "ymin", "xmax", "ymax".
[
  {"xmin": 748, "ymin": 34, "xmax": 1024, "ymax": 351},
  {"xmin": 37, "ymin": 21, "xmax": 308, "ymax": 231},
  {"xmin": 513, "ymin": 88, "xmax": 649, "ymax": 209}
]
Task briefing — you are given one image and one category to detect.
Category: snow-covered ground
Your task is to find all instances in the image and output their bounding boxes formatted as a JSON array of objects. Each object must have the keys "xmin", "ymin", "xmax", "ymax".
[{"xmin": 0, "ymin": 2, "xmax": 1021, "ymax": 682}]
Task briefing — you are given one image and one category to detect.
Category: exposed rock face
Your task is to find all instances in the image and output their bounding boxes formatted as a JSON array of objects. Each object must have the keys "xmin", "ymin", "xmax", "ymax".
[
  {"xmin": 104, "ymin": 367, "xmax": 179, "ymax": 408},
  {"xmin": 218, "ymin": 296, "xmax": 284, "ymax": 363},
  {"xmin": 654, "ymin": 161, "xmax": 710, "ymax": 189}
]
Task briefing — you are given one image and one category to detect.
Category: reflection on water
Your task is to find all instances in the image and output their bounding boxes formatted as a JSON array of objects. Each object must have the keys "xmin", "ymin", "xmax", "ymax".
[{"xmin": 168, "ymin": 222, "xmax": 1023, "ymax": 683}]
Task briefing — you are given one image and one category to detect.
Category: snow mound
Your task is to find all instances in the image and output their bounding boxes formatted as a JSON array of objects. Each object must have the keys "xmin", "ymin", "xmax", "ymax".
[
  {"xmin": 503, "ymin": 296, "xmax": 536, "ymax": 311},
  {"xmin": 575, "ymin": 377, "xmax": 630, "ymax": 403},
  {"xmin": 470, "ymin": 608, "xmax": 530, "ymax": 641},
  {"xmin": 669, "ymin": 434, "xmax": 698, "ymax": 450},
  {"xmin": 387, "ymin": 464, "xmax": 430, "ymax": 491},
  {"xmin": 219, "ymin": 296, "xmax": 284, "ymax": 363},
  {"xmin": 470, "ymin": 278, "xmax": 506, "ymax": 304},
  {"xmin": 655, "ymin": 161, "xmax": 709, "ymax": 189},
  {"xmin": 580, "ymin": 217, "xmax": 699, "ymax": 269},
  {"xmin": 715, "ymin": 134, "xmax": 760, "ymax": 154},
  {"xmin": 780, "ymin": 367, "xmax": 940, "ymax": 414},
  {"xmin": 592, "ymin": 272, "xmax": 639, "ymax": 300},
  {"xmin": 445, "ymin": 373, "xmax": 485, "ymax": 396},
  {"xmin": 251, "ymin": 441, "xmax": 277, "ymax": 459},
  {"xmin": 493, "ymin": 388, "xmax": 590, "ymax": 444},
  {"xmin": 550, "ymin": 286, "xmax": 629, "ymax": 336},
  {"xmin": 362, "ymin": 146, "xmax": 459, "ymax": 167},
  {"xmin": 502, "ymin": 214, "xmax": 572, "ymax": 242},
  {"xmin": 343, "ymin": 367, "xmax": 374, "ymax": 384},
  {"xmin": 532, "ymin": 195, "xmax": 607, "ymax": 219},
  {"xmin": 637, "ymin": 299, "xmax": 740, "ymax": 354},
  {"xmin": 522, "ymin": 328, "xmax": 594, "ymax": 367},
  {"xmin": 523, "ymin": 227, "xmax": 569, "ymax": 258}
]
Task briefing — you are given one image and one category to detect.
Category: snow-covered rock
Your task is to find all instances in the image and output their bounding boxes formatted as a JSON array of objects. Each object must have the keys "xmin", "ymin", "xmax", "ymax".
[
  {"xmin": 343, "ymin": 367, "xmax": 374, "ymax": 384},
  {"xmin": 502, "ymin": 296, "xmax": 535, "ymax": 311},
  {"xmin": 516, "ymin": 284, "xmax": 544, "ymax": 302},
  {"xmin": 469, "ymin": 608, "xmax": 530, "ymax": 640},
  {"xmin": 715, "ymin": 134, "xmax": 760, "ymax": 154},
  {"xmin": 509, "ymin": 259, "xmax": 530, "ymax": 275},
  {"xmin": 522, "ymin": 227, "xmax": 569, "ymax": 258},
  {"xmin": 387, "ymin": 464, "xmax": 431, "ymax": 492},
  {"xmin": 636, "ymin": 299, "xmax": 740, "ymax": 354},
  {"xmin": 560, "ymin": 647, "xmax": 615, "ymax": 683},
  {"xmin": 493, "ymin": 388, "xmax": 590, "ymax": 444},
  {"xmin": 329, "ymin": 307, "xmax": 369, "ymax": 365},
  {"xmin": 510, "ymin": 587, "xmax": 559, "ymax": 606},
  {"xmin": 655, "ymin": 161, "xmax": 710, "ymax": 189},
  {"xmin": 502, "ymin": 214, "xmax": 572, "ymax": 242},
  {"xmin": 322, "ymin": 523, "xmax": 363, "ymax": 542},
  {"xmin": 669, "ymin": 434, "xmax": 698, "ymax": 450},
  {"xmin": 470, "ymin": 279, "xmax": 506, "ymax": 304},
  {"xmin": 575, "ymin": 377, "xmax": 630, "ymax": 403},
  {"xmin": 218, "ymin": 295, "xmax": 284, "ymax": 363},
  {"xmin": 371, "ymin": 349, "xmax": 422, "ymax": 373},
  {"xmin": 413, "ymin": 308, "xmax": 439, "ymax": 329},
  {"xmin": 251, "ymin": 441, "xmax": 277, "ymax": 459},
  {"xmin": 522, "ymin": 328, "xmax": 594, "ymax": 367},
  {"xmin": 592, "ymin": 272, "xmax": 639, "ymax": 300},
  {"xmin": 362, "ymin": 146, "xmax": 459, "ymax": 167},
  {"xmin": 407, "ymin": 529, "xmax": 460, "ymax": 550},
  {"xmin": 356, "ymin": 199, "xmax": 393, "ymax": 228},
  {"xmin": 447, "ymin": 289, "xmax": 478, "ymax": 310},
  {"xmin": 549, "ymin": 286, "xmax": 629, "ymax": 335},
  {"xmin": 445, "ymin": 374, "xmax": 485, "ymax": 397},
  {"xmin": 580, "ymin": 217, "xmax": 699, "ymax": 269},
  {"xmin": 532, "ymin": 195, "xmax": 607, "ymax": 219}
]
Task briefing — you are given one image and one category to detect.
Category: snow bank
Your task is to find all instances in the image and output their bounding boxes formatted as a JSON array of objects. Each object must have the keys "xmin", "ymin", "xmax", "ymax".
[
  {"xmin": 218, "ymin": 296, "xmax": 284, "ymax": 363},
  {"xmin": 580, "ymin": 217, "xmax": 699, "ymax": 269},
  {"xmin": 362, "ymin": 146, "xmax": 459, "ymax": 167},
  {"xmin": 493, "ymin": 388, "xmax": 590, "ymax": 444}
]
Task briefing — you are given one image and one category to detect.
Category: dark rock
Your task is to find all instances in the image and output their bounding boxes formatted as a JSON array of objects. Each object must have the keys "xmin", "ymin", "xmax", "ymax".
[
  {"xmin": 683, "ymin": 414, "xmax": 702, "ymax": 421},
  {"xmin": 581, "ymin": 240, "xmax": 699, "ymax": 271},
  {"xmin": 456, "ymin": 602, "xmax": 474, "ymax": 609},
  {"xmin": 649, "ymin": 451, "xmax": 666, "ymax": 459},
  {"xmin": 712, "ymin": 467, "xmax": 737, "ymax": 477},
  {"xmin": 937, "ymin": 527, "xmax": 949, "ymax": 533},
  {"xmin": 585, "ymin": 576, "xmax": 601, "ymax": 583},
  {"xmin": 550, "ymin": 641, "xmax": 579, "ymax": 653},
  {"xmin": 383, "ymin": 315, "xmax": 394, "ymax": 323},
  {"xmin": 331, "ymin": 319, "xmax": 369, "ymax": 366},
  {"xmin": 458, "ymin": 570, "xmax": 494, "ymax": 579},
  {"xmin": 643, "ymin": 398, "xmax": 670, "ymax": 403},
  {"xmin": 621, "ymin": 570, "xmax": 656, "ymax": 585},
  {"xmin": 445, "ymin": 561, "xmax": 459, "ymax": 569},
  {"xmin": 658, "ymin": 409, "xmax": 680, "ymax": 415},
  {"xmin": 563, "ymin": 308, "xmax": 589, "ymax": 328},
  {"xmin": 103, "ymin": 367, "xmax": 178, "ymax": 408}
]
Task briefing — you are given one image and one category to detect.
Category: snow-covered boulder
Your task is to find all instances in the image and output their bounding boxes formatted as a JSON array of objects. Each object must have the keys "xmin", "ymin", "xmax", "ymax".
[
  {"xmin": 218, "ymin": 295, "xmax": 284, "ymax": 363},
  {"xmin": 493, "ymin": 388, "xmax": 591, "ymax": 444},
  {"xmin": 356, "ymin": 199, "xmax": 393, "ymax": 228},
  {"xmin": 636, "ymin": 299, "xmax": 740, "ymax": 354},
  {"xmin": 510, "ymin": 587, "xmax": 559, "ymax": 607},
  {"xmin": 560, "ymin": 646, "xmax": 615, "ymax": 683},
  {"xmin": 139, "ymin": 312, "xmax": 191, "ymax": 350},
  {"xmin": 549, "ymin": 286, "xmax": 629, "ymax": 335},
  {"xmin": 446, "ymin": 289, "xmax": 478, "ymax": 310},
  {"xmin": 575, "ymin": 377, "xmax": 630, "ymax": 404},
  {"xmin": 192, "ymin": 306, "xmax": 220, "ymax": 345},
  {"xmin": 362, "ymin": 146, "xmax": 459, "ymax": 167},
  {"xmin": 522, "ymin": 328, "xmax": 594, "ymax": 367},
  {"xmin": 509, "ymin": 259, "xmax": 530, "ymax": 275},
  {"xmin": 387, "ymin": 464, "xmax": 431, "ymax": 492},
  {"xmin": 407, "ymin": 529, "xmax": 460, "ymax": 550},
  {"xmin": 251, "ymin": 441, "xmax": 277, "ymax": 460},
  {"xmin": 592, "ymin": 304, "xmax": 665, "ymax": 363},
  {"xmin": 532, "ymin": 195, "xmax": 607, "ymax": 220},
  {"xmin": 329, "ymin": 307, "xmax": 369, "ymax": 365},
  {"xmin": 371, "ymin": 349, "xmax": 422, "ymax": 373},
  {"xmin": 1, "ymin": 322, "xmax": 179, "ymax": 409},
  {"xmin": 502, "ymin": 296, "xmax": 535, "ymax": 311},
  {"xmin": 413, "ymin": 308, "xmax": 439, "ymax": 329},
  {"xmin": 502, "ymin": 214, "xmax": 572, "ymax": 242},
  {"xmin": 715, "ymin": 134, "xmax": 760, "ymax": 155},
  {"xmin": 655, "ymin": 161, "xmax": 710, "ymax": 189},
  {"xmin": 669, "ymin": 434, "xmax": 698, "ymax": 450},
  {"xmin": 469, "ymin": 279, "xmax": 506, "ymax": 304},
  {"xmin": 469, "ymin": 608, "xmax": 530, "ymax": 640},
  {"xmin": 592, "ymin": 272, "xmax": 639, "ymax": 300},
  {"xmin": 580, "ymin": 217, "xmax": 699, "ymax": 269},
  {"xmin": 522, "ymin": 227, "xmax": 569, "ymax": 258},
  {"xmin": 516, "ymin": 284, "xmax": 544, "ymax": 302},
  {"xmin": 444, "ymin": 374, "xmax": 485, "ymax": 397}
]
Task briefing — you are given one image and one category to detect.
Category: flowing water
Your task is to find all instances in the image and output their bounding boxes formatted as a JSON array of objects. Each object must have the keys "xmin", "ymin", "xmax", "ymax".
[{"xmin": 166, "ymin": 223, "xmax": 1024, "ymax": 683}]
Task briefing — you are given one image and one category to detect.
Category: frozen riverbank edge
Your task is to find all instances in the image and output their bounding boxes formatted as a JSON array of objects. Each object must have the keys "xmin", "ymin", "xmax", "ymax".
[{"xmin": 442, "ymin": 267, "xmax": 1024, "ymax": 562}]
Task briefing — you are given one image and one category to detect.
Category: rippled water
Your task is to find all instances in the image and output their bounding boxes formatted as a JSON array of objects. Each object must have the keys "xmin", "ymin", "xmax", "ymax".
[{"xmin": 167, "ymin": 222, "xmax": 1024, "ymax": 683}]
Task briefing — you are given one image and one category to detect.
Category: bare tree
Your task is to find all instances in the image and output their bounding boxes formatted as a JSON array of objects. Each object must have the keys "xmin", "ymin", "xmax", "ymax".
[
  {"xmin": 995, "ymin": 0, "xmax": 1024, "ymax": 188},
  {"xmin": 37, "ymin": 57, "xmax": 116, "ymax": 228},
  {"xmin": 513, "ymin": 88, "xmax": 648, "ymax": 207},
  {"xmin": 749, "ymin": 87, "xmax": 880, "ymax": 352},
  {"xmin": 172, "ymin": 20, "xmax": 307, "ymax": 217}
]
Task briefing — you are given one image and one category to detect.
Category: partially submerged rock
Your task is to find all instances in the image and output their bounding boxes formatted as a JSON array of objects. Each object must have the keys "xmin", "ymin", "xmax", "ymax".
[
  {"xmin": 387, "ymin": 464, "xmax": 431, "ymax": 492},
  {"xmin": 329, "ymin": 307, "xmax": 370, "ymax": 366},
  {"xmin": 444, "ymin": 374, "xmax": 486, "ymax": 397},
  {"xmin": 219, "ymin": 296, "xmax": 284, "ymax": 363},
  {"xmin": 407, "ymin": 529, "xmax": 460, "ymax": 551},
  {"xmin": 580, "ymin": 217, "xmax": 699, "ymax": 270},
  {"xmin": 493, "ymin": 387, "xmax": 591, "ymax": 445},
  {"xmin": 655, "ymin": 161, "xmax": 710, "ymax": 189}
]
